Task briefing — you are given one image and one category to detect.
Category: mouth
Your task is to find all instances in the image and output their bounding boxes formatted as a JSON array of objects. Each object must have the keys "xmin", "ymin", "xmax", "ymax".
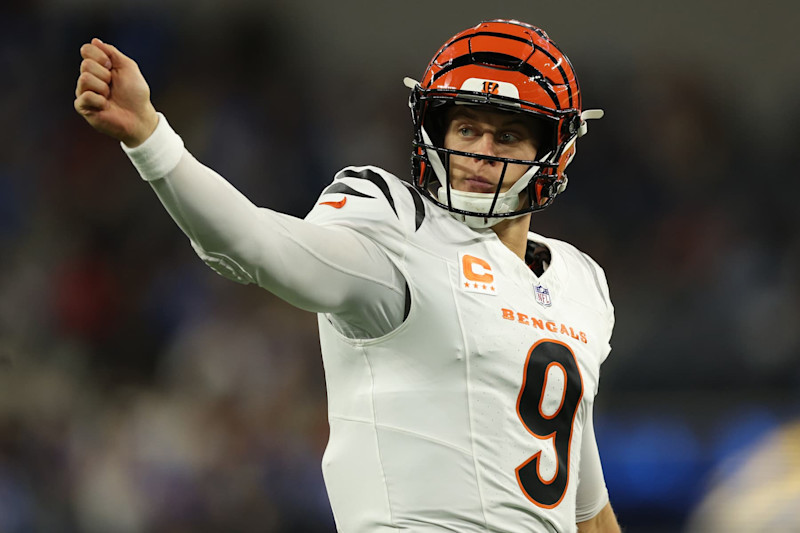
[{"xmin": 458, "ymin": 176, "xmax": 496, "ymax": 194}]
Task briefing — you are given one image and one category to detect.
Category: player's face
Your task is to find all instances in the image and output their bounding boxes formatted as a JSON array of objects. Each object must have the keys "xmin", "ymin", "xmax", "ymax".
[{"xmin": 443, "ymin": 107, "xmax": 540, "ymax": 194}]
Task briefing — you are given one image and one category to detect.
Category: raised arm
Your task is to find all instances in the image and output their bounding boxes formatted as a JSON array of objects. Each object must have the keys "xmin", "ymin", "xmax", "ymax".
[{"xmin": 74, "ymin": 39, "xmax": 407, "ymax": 339}]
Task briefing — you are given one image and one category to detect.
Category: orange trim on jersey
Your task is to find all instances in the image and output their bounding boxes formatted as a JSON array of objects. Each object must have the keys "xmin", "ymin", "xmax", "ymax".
[{"xmin": 319, "ymin": 197, "xmax": 347, "ymax": 209}]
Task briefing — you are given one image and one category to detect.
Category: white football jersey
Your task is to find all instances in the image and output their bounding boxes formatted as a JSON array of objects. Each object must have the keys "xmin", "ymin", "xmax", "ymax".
[{"xmin": 305, "ymin": 166, "xmax": 614, "ymax": 533}]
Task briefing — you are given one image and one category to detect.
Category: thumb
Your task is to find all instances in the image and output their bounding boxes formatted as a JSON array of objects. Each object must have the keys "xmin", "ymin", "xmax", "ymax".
[{"xmin": 92, "ymin": 38, "xmax": 131, "ymax": 70}]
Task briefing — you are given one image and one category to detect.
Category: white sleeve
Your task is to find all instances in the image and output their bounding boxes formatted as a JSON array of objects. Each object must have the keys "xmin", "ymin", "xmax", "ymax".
[
  {"xmin": 122, "ymin": 114, "xmax": 406, "ymax": 338},
  {"xmin": 575, "ymin": 405, "xmax": 610, "ymax": 523}
]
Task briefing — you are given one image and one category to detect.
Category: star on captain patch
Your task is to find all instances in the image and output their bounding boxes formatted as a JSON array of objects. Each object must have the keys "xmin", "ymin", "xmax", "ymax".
[{"xmin": 534, "ymin": 284, "xmax": 552, "ymax": 307}]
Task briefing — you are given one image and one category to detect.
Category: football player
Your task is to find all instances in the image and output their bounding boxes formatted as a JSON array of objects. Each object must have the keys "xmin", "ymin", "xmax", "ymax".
[{"xmin": 75, "ymin": 19, "xmax": 619, "ymax": 533}]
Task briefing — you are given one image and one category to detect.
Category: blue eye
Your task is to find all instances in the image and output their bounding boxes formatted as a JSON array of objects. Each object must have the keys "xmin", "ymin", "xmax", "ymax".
[{"xmin": 499, "ymin": 132, "xmax": 521, "ymax": 143}]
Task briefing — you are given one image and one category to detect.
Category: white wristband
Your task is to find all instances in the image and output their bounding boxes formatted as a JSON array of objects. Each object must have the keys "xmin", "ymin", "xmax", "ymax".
[{"xmin": 121, "ymin": 113, "xmax": 185, "ymax": 181}]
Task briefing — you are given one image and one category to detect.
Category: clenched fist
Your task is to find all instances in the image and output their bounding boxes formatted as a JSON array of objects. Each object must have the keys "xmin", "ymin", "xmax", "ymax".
[{"xmin": 74, "ymin": 38, "xmax": 159, "ymax": 147}]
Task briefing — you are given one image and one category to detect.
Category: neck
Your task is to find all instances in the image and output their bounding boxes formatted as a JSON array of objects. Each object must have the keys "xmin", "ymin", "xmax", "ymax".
[{"xmin": 491, "ymin": 213, "xmax": 532, "ymax": 260}]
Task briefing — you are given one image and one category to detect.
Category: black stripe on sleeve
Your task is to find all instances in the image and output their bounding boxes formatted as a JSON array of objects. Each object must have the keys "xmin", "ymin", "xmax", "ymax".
[
  {"xmin": 404, "ymin": 184, "xmax": 426, "ymax": 232},
  {"xmin": 341, "ymin": 169, "xmax": 397, "ymax": 217},
  {"xmin": 322, "ymin": 182, "xmax": 375, "ymax": 199},
  {"xmin": 403, "ymin": 282, "xmax": 411, "ymax": 321}
]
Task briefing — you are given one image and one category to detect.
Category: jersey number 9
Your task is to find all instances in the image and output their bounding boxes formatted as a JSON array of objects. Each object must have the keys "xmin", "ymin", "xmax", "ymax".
[{"xmin": 515, "ymin": 339, "xmax": 584, "ymax": 508}]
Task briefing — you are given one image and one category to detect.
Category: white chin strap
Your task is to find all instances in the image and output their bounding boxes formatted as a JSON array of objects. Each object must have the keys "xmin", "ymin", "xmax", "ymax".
[{"xmin": 422, "ymin": 126, "xmax": 545, "ymax": 229}]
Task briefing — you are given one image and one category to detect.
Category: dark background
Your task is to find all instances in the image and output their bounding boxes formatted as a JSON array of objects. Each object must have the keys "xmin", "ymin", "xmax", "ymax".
[{"xmin": 1, "ymin": 1, "xmax": 799, "ymax": 531}]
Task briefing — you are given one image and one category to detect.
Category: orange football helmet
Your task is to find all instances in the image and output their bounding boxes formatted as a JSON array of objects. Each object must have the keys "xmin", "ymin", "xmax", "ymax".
[{"xmin": 407, "ymin": 19, "xmax": 602, "ymax": 227}]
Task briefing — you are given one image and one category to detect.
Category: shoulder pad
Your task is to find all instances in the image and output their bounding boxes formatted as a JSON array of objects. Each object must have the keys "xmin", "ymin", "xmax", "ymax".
[{"xmin": 306, "ymin": 166, "xmax": 427, "ymax": 237}]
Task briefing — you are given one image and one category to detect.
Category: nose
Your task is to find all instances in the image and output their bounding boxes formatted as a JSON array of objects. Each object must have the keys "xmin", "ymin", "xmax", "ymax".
[{"xmin": 473, "ymin": 133, "xmax": 498, "ymax": 163}]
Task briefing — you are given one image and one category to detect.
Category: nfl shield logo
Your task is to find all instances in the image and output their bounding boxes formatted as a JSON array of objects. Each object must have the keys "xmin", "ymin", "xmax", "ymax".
[{"xmin": 534, "ymin": 284, "xmax": 552, "ymax": 307}]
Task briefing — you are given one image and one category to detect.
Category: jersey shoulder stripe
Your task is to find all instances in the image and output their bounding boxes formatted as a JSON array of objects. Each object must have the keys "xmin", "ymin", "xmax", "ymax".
[
  {"xmin": 339, "ymin": 168, "xmax": 397, "ymax": 217},
  {"xmin": 309, "ymin": 166, "xmax": 427, "ymax": 236},
  {"xmin": 402, "ymin": 182, "xmax": 426, "ymax": 232},
  {"xmin": 306, "ymin": 166, "xmax": 429, "ymax": 250},
  {"xmin": 337, "ymin": 167, "xmax": 428, "ymax": 232},
  {"xmin": 322, "ymin": 181, "xmax": 376, "ymax": 200}
]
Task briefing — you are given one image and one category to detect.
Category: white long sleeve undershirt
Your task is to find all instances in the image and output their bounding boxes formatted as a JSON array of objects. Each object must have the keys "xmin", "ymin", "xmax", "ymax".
[{"xmin": 123, "ymin": 114, "xmax": 407, "ymax": 339}]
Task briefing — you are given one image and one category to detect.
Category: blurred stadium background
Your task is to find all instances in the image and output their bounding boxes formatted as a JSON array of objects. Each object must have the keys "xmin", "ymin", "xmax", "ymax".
[{"xmin": 1, "ymin": 0, "xmax": 799, "ymax": 531}]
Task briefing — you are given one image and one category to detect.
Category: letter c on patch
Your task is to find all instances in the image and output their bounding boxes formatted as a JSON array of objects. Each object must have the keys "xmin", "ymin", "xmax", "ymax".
[{"xmin": 462, "ymin": 254, "xmax": 494, "ymax": 283}]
